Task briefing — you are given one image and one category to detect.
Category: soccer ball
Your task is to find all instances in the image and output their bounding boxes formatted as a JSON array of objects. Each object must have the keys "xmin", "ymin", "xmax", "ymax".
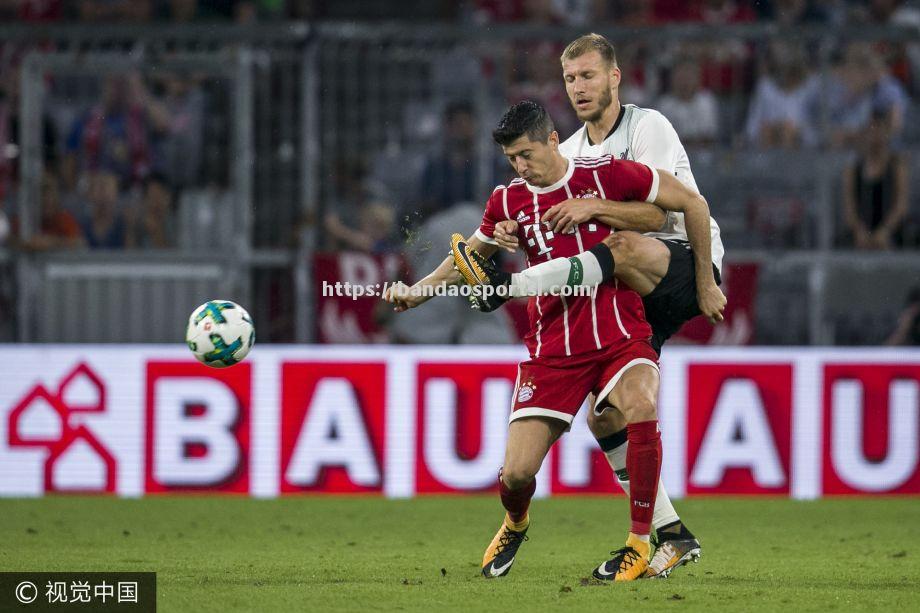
[{"xmin": 186, "ymin": 300, "xmax": 255, "ymax": 368}]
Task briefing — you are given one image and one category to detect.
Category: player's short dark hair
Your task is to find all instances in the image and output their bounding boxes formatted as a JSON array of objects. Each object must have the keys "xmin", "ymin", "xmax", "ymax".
[
  {"xmin": 492, "ymin": 101, "xmax": 555, "ymax": 146},
  {"xmin": 561, "ymin": 33, "xmax": 617, "ymax": 68}
]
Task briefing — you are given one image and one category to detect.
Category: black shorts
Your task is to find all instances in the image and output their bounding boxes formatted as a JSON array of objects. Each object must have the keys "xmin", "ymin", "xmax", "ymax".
[{"xmin": 642, "ymin": 239, "xmax": 722, "ymax": 355}]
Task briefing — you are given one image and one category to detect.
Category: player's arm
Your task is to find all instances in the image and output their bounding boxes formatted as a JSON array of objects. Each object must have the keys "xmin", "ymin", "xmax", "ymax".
[
  {"xmin": 631, "ymin": 113, "xmax": 725, "ymax": 321},
  {"xmin": 384, "ymin": 234, "xmax": 498, "ymax": 312},
  {"xmin": 650, "ymin": 169, "xmax": 725, "ymax": 322},
  {"xmin": 543, "ymin": 197, "xmax": 666, "ymax": 234}
]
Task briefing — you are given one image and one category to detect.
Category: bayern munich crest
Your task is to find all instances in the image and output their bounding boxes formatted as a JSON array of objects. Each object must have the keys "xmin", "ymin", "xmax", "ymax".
[
  {"xmin": 517, "ymin": 382, "xmax": 536, "ymax": 403},
  {"xmin": 575, "ymin": 188, "xmax": 599, "ymax": 199}
]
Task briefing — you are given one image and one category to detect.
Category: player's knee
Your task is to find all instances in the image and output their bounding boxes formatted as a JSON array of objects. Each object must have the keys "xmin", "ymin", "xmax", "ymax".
[
  {"xmin": 619, "ymin": 397, "xmax": 658, "ymax": 423},
  {"xmin": 603, "ymin": 232, "xmax": 641, "ymax": 269},
  {"xmin": 502, "ymin": 464, "xmax": 538, "ymax": 490},
  {"xmin": 587, "ymin": 406, "xmax": 626, "ymax": 437}
]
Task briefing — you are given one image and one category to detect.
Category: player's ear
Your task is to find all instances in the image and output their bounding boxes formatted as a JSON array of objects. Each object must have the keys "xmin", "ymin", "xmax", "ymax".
[
  {"xmin": 549, "ymin": 131, "xmax": 559, "ymax": 149},
  {"xmin": 609, "ymin": 65, "xmax": 621, "ymax": 88}
]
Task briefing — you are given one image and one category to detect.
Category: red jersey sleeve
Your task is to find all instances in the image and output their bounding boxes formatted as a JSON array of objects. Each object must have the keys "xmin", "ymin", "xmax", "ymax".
[
  {"xmin": 474, "ymin": 187, "xmax": 506, "ymax": 245},
  {"xmin": 596, "ymin": 159, "xmax": 660, "ymax": 204}
]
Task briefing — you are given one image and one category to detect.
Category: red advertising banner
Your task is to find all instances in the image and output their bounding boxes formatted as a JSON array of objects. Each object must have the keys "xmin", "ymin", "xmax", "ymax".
[
  {"xmin": 673, "ymin": 263, "xmax": 760, "ymax": 345},
  {"xmin": 685, "ymin": 363, "xmax": 792, "ymax": 495},
  {"xmin": 822, "ymin": 364, "xmax": 920, "ymax": 495},
  {"xmin": 313, "ymin": 252, "xmax": 407, "ymax": 344},
  {"xmin": 279, "ymin": 362, "xmax": 387, "ymax": 493},
  {"xmin": 414, "ymin": 362, "xmax": 518, "ymax": 493},
  {"xmin": 145, "ymin": 361, "xmax": 252, "ymax": 493},
  {"xmin": 1, "ymin": 346, "xmax": 918, "ymax": 499}
]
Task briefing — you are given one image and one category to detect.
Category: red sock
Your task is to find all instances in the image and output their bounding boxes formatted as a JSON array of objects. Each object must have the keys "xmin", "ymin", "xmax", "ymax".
[
  {"xmin": 499, "ymin": 474, "xmax": 536, "ymax": 524},
  {"xmin": 626, "ymin": 420, "xmax": 662, "ymax": 535}
]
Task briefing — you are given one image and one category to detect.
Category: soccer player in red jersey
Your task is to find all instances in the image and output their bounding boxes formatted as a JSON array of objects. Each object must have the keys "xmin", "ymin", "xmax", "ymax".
[
  {"xmin": 478, "ymin": 34, "xmax": 725, "ymax": 578},
  {"xmin": 384, "ymin": 101, "xmax": 714, "ymax": 580}
]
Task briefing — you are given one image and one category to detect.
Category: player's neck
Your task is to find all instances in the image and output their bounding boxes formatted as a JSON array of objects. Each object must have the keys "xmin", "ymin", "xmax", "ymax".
[{"xmin": 585, "ymin": 100, "xmax": 621, "ymax": 146}]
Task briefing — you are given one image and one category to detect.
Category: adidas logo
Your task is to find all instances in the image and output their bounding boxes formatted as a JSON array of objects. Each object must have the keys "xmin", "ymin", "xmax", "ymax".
[{"xmin": 516, "ymin": 211, "xmax": 529, "ymax": 223}]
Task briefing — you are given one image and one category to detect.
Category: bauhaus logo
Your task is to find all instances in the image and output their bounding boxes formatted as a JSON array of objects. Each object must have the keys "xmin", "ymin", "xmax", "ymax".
[
  {"xmin": 279, "ymin": 362, "xmax": 386, "ymax": 493},
  {"xmin": 2, "ymin": 347, "xmax": 919, "ymax": 499},
  {"xmin": 7, "ymin": 363, "xmax": 116, "ymax": 493},
  {"xmin": 822, "ymin": 364, "xmax": 920, "ymax": 494},
  {"xmin": 686, "ymin": 363, "xmax": 792, "ymax": 495},
  {"xmin": 145, "ymin": 361, "xmax": 251, "ymax": 493}
]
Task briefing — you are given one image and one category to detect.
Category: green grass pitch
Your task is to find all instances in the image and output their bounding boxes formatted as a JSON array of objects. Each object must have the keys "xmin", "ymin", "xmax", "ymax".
[{"xmin": 2, "ymin": 496, "xmax": 918, "ymax": 611}]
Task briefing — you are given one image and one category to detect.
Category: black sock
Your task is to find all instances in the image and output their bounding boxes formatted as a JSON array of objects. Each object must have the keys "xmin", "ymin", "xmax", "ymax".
[
  {"xmin": 657, "ymin": 519, "xmax": 695, "ymax": 541},
  {"xmin": 595, "ymin": 428, "xmax": 628, "ymax": 452},
  {"xmin": 588, "ymin": 243, "xmax": 615, "ymax": 283}
]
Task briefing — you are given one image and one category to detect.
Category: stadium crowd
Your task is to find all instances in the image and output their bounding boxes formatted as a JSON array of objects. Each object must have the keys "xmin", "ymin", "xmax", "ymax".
[{"xmin": 0, "ymin": 1, "xmax": 918, "ymax": 344}]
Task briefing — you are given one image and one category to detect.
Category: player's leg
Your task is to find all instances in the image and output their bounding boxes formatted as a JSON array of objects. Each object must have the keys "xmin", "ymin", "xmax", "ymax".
[
  {"xmin": 588, "ymin": 404, "xmax": 701, "ymax": 578},
  {"xmin": 482, "ymin": 416, "xmax": 566, "ymax": 578},
  {"xmin": 451, "ymin": 231, "xmax": 670, "ymax": 309},
  {"xmin": 591, "ymin": 357, "xmax": 662, "ymax": 581}
]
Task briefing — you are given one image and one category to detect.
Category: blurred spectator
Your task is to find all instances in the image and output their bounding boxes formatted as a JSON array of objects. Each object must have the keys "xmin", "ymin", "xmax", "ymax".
[
  {"xmin": 656, "ymin": 57, "xmax": 719, "ymax": 145},
  {"xmin": 325, "ymin": 201, "xmax": 397, "ymax": 254},
  {"xmin": 63, "ymin": 76, "xmax": 150, "ymax": 190},
  {"xmin": 358, "ymin": 200, "xmax": 397, "ymax": 253},
  {"xmin": 126, "ymin": 173, "xmax": 175, "ymax": 249},
  {"xmin": 885, "ymin": 286, "xmax": 920, "ymax": 346},
  {"xmin": 419, "ymin": 102, "xmax": 480, "ymax": 218},
  {"xmin": 153, "ymin": 0, "xmax": 277, "ymax": 21},
  {"xmin": 78, "ymin": 171, "xmax": 126, "ymax": 249},
  {"xmin": 324, "ymin": 157, "xmax": 397, "ymax": 253},
  {"xmin": 158, "ymin": 0, "xmax": 198, "ymax": 21},
  {"xmin": 471, "ymin": 0, "xmax": 598, "ymax": 24},
  {"xmin": 608, "ymin": 0, "xmax": 657, "ymax": 25},
  {"xmin": 615, "ymin": 42, "xmax": 657, "ymax": 108},
  {"xmin": 653, "ymin": 0, "xmax": 755, "ymax": 24},
  {"xmin": 745, "ymin": 43, "xmax": 820, "ymax": 148},
  {"xmin": 825, "ymin": 44, "xmax": 908, "ymax": 148},
  {"xmin": 131, "ymin": 72, "xmax": 204, "ymax": 187},
  {"xmin": 659, "ymin": 3, "xmax": 754, "ymax": 95},
  {"xmin": 857, "ymin": 0, "xmax": 920, "ymax": 92},
  {"xmin": 0, "ymin": 67, "xmax": 58, "ymax": 206},
  {"xmin": 20, "ymin": 171, "xmax": 85, "ymax": 251},
  {"xmin": 0, "ymin": 0, "xmax": 64, "ymax": 22},
  {"xmin": 854, "ymin": 0, "xmax": 920, "ymax": 25},
  {"xmin": 840, "ymin": 109, "xmax": 909, "ymax": 250},
  {"xmin": 506, "ymin": 42, "xmax": 579, "ymax": 136},
  {"xmin": 77, "ymin": 0, "xmax": 151, "ymax": 21},
  {"xmin": 754, "ymin": 0, "xmax": 829, "ymax": 24}
]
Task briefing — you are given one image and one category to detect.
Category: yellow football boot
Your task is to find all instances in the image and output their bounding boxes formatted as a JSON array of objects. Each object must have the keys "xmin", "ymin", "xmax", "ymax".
[
  {"xmin": 592, "ymin": 533, "xmax": 651, "ymax": 581},
  {"xmin": 481, "ymin": 513, "xmax": 529, "ymax": 578}
]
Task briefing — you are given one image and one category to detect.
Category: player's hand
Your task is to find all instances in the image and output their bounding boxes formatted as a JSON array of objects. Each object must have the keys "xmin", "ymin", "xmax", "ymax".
[
  {"xmin": 494, "ymin": 220, "xmax": 519, "ymax": 253},
  {"xmin": 383, "ymin": 281, "xmax": 426, "ymax": 312},
  {"xmin": 543, "ymin": 198, "xmax": 597, "ymax": 234},
  {"xmin": 697, "ymin": 281, "xmax": 726, "ymax": 324}
]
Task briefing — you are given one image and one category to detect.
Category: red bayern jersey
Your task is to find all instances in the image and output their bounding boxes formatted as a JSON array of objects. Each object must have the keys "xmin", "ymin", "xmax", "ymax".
[{"xmin": 476, "ymin": 155, "xmax": 659, "ymax": 358}]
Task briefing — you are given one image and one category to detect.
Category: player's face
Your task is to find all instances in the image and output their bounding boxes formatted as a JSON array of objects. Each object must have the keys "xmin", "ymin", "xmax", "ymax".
[
  {"xmin": 562, "ymin": 51, "xmax": 619, "ymax": 122},
  {"xmin": 501, "ymin": 133, "xmax": 559, "ymax": 186}
]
